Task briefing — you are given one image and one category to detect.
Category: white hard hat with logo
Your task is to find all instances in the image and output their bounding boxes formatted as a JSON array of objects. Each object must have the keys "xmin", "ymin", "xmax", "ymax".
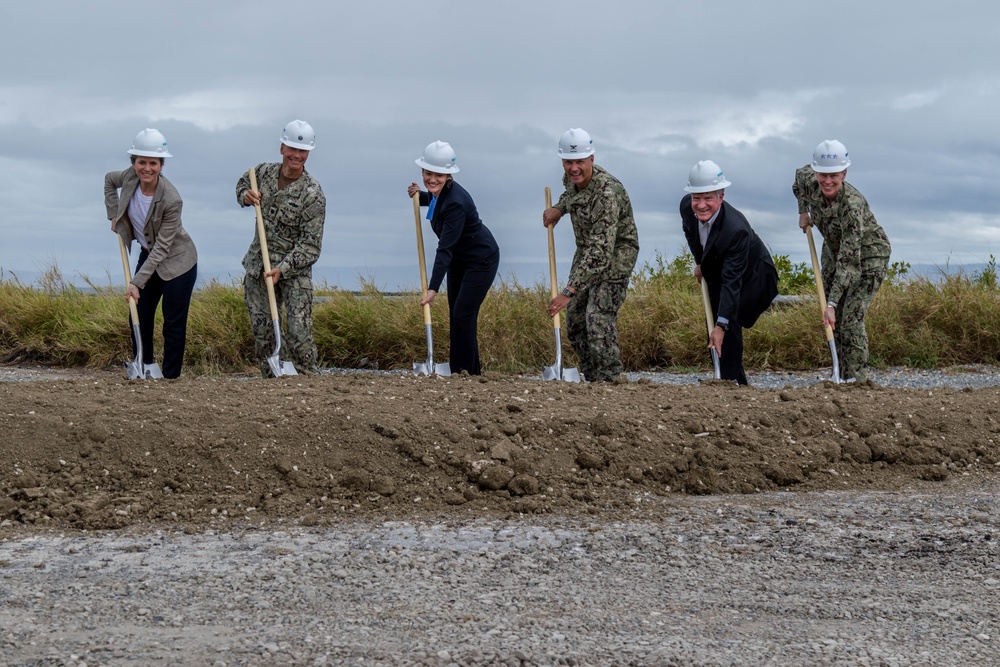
[
  {"xmin": 281, "ymin": 120, "xmax": 316, "ymax": 151},
  {"xmin": 811, "ymin": 139, "xmax": 850, "ymax": 173},
  {"xmin": 415, "ymin": 141, "xmax": 460, "ymax": 174},
  {"xmin": 557, "ymin": 128, "xmax": 594, "ymax": 160},
  {"xmin": 683, "ymin": 160, "xmax": 731, "ymax": 193},
  {"xmin": 127, "ymin": 128, "xmax": 172, "ymax": 158}
]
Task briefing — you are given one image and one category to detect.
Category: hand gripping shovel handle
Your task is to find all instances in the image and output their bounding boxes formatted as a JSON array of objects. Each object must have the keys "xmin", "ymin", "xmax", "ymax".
[
  {"xmin": 412, "ymin": 195, "xmax": 449, "ymax": 375},
  {"xmin": 541, "ymin": 187, "xmax": 580, "ymax": 383},
  {"xmin": 699, "ymin": 278, "xmax": 722, "ymax": 380},
  {"xmin": 412, "ymin": 194, "xmax": 433, "ymax": 328},
  {"xmin": 117, "ymin": 235, "xmax": 142, "ymax": 333},
  {"xmin": 545, "ymin": 187, "xmax": 560, "ymax": 330},
  {"xmin": 117, "ymin": 235, "xmax": 162, "ymax": 379},
  {"xmin": 248, "ymin": 168, "xmax": 281, "ymax": 323},
  {"xmin": 806, "ymin": 224, "xmax": 841, "ymax": 383},
  {"xmin": 249, "ymin": 168, "xmax": 296, "ymax": 376}
]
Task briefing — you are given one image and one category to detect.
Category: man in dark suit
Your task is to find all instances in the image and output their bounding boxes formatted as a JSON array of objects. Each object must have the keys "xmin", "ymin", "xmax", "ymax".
[{"xmin": 680, "ymin": 160, "xmax": 778, "ymax": 385}]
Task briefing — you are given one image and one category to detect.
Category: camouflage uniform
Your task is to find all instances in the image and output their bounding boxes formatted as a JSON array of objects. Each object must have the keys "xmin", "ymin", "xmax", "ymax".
[
  {"xmin": 794, "ymin": 166, "xmax": 891, "ymax": 381},
  {"xmin": 555, "ymin": 165, "xmax": 639, "ymax": 382},
  {"xmin": 237, "ymin": 163, "xmax": 326, "ymax": 377}
]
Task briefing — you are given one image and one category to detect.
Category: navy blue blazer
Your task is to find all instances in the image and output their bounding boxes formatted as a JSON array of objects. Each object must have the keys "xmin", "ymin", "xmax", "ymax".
[
  {"xmin": 419, "ymin": 180, "xmax": 499, "ymax": 292},
  {"xmin": 681, "ymin": 195, "xmax": 778, "ymax": 328}
]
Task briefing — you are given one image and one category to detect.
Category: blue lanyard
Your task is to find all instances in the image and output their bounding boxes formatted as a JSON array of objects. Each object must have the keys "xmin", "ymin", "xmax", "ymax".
[{"xmin": 426, "ymin": 196, "xmax": 438, "ymax": 221}]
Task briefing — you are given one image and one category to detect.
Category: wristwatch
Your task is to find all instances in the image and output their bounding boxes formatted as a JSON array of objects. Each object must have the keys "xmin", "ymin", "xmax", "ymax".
[
  {"xmin": 716, "ymin": 320, "xmax": 729, "ymax": 332},
  {"xmin": 561, "ymin": 287, "xmax": 575, "ymax": 298}
]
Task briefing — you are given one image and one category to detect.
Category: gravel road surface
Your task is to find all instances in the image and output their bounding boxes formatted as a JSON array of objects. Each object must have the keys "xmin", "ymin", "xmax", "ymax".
[
  {"xmin": 1, "ymin": 364, "xmax": 999, "ymax": 666},
  {"xmin": 3, "ymin": 488, "xmax": 999, "ymax": 666}
]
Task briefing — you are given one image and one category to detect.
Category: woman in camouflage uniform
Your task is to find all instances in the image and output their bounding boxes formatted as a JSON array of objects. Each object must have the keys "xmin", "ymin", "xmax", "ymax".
[{"xmin": 793, "ymin": 140, "xmax": 891, "ymax": 381}]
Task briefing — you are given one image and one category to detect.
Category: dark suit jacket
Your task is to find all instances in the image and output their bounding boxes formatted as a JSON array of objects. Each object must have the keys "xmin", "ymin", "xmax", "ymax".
[
  {"xmin": 105, "ymin": 168, "xmax": 198, "ymax": 289},
  {"xmin": 419, "ymin": 180, "xmax": 499, "ymax": 292},
  {"xmin": 680, "ymin": 195, "xmax": 778, "ymax": 328}
]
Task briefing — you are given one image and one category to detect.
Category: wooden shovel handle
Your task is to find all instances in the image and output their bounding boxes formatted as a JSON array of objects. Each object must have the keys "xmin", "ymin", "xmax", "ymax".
[
  {"xmin": 413, "ymin": 194, "xmax": 433, "ymax": 326},
  {"xmin": 806, "ymin": 224, "xmax": 835, "ymax": 343},
  {"xmin": 700, "ymin": 277, "xmax": 715, "ymax": 339},
  {"xmin": 248, "ymin": 168, "xmax": 281, "ymax": 323},
  {"xmin": 117, "ymin": 234, "xmax": 141, "ymax": 324},
  {"xmin": 545, "ymin": 187, "xmax": 560, "ymax": 329}
]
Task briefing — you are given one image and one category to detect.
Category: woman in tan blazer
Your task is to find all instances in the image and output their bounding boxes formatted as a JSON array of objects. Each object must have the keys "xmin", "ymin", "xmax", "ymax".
[{"xmin": 104, "ymin": 128, "xmax": 198, "ymax": 378}]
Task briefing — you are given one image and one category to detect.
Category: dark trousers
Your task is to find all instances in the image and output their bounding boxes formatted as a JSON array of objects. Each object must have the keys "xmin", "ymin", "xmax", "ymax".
[
  {"xmin": 709, "ymin": 292, "xmax": 748, "ymax": 385},
  {"xmin": 719, "ymin": 321, "xmax": 747, "ymax": 385},
  {"xmin": 132, "ymin": 250, "xmax": 197, "ymax": 379},
  {"xmin": 445, "ymin": 250, "xmax": 500, "ymax": 375}
]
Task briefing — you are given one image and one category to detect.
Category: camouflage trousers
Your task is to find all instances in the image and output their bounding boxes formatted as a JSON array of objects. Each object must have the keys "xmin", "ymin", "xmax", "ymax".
[
  {"xmin": 825, "ymin": 266, "xmax": 887, "ymax": 382},
  {"xmin": 243, "ymin": 272, "xmax": 319, "ymax": 377},
  {"xmin": 566, "ymin": 281, "xmax": 628, "ymax": 382}
]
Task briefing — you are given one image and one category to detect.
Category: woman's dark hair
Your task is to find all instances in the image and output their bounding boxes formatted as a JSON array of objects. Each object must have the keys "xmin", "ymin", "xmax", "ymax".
[{"xmin": 130, "ymin": 156, "xmax": 165, "ymax": 166}]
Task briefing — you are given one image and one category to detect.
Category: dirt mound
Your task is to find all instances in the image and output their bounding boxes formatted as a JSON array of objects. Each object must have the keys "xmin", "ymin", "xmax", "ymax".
[{"xmin": 2, "ymin": 373, "xmax": 997, "ymax": 531}]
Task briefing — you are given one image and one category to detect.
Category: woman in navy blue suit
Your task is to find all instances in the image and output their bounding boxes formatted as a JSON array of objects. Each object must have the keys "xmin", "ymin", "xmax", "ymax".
[{"xmin": 407, "ymin": 141, "xmax": 500, "ymax": 375}]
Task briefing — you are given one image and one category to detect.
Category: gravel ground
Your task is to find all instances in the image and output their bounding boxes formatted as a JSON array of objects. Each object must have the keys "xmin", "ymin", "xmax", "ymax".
[
  {"xmin": 626, "ymin": 364, "xmax": 1000, "ymax": 390},
  {"xmin": 2, "ymin": 488, "xmax": 998, "ymax": 666},
  {"xmin": 2, "ymin": 364, "xmax": 1000, "ymax": 666},
  {"xmin": 6, "ymin": 363, "xmax": 1000, "ymax": 390}
]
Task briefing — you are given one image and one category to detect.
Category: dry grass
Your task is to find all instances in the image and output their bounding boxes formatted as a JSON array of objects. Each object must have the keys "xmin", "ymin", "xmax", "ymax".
[{"xmin": 2, "ymin": 260, "xmax": 998, "ymax": 373}]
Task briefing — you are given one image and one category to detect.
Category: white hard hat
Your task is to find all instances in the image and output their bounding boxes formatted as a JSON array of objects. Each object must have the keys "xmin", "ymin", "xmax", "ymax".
[
  {"xmin": 127, "ymin": 128, "xmax": 172, "ymax": 158},
  {"xmin": 683, "ymin": 160, "xmax": 731, "ymax": 193},
  {"xmin": 415, "ymin": 141, "xmax": 460, "ymax": 174},
  {"xmin": 281, "ymin": 120, "xmax": 316, "ymax": 151},
  {"xmin": 557, "ymin": 128, "xmax": 594, "ymax": 160},
  {"xmin": 811, "ymin": 139, "xmax": 850, "ymax": 173}
]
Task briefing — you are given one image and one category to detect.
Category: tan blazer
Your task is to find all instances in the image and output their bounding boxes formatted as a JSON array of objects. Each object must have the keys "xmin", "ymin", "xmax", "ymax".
[{"xmin": 104, "ymin": 168, "xmax": 198, "ymax": 289}]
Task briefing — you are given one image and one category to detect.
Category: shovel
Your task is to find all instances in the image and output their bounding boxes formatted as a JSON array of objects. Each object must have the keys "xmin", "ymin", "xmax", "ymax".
[
  {"xmin": 806, "ymin": 223, "xmax": 841, "ymax": 383},
  {"xmin": 248, "ymin": 168, "xmax": 297, "ymax": 377},
  {"xmin": 412, "ymin": 193, "xmax": 450, "ymax": 376},
  {"xmin": 541, "ymin": 186, "xmax": 580, "ymax": 383},
  {"xmin": 117, "ymin": 234, "xmax": 163, "ymax": 379},
  {"xmin": 699, "ymin": 276, "xmax": 722, "ymax": 380}
]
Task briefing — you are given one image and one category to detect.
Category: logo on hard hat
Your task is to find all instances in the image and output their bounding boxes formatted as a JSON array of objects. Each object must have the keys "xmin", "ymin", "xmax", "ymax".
[{"xmin": 569, "ymin": 144, "xmax": 578, "ymax": 150}]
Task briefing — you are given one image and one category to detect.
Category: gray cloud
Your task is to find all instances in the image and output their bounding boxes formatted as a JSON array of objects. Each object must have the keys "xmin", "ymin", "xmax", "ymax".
[{"xmin": 2, "ymin": 0, "xmax": 999, "ymax": 290}]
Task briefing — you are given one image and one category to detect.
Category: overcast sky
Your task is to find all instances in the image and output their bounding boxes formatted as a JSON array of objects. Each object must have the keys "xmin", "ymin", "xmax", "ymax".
[{"xmin": 3, "ymin": 0, "xmax": 999, "ymax": 291}]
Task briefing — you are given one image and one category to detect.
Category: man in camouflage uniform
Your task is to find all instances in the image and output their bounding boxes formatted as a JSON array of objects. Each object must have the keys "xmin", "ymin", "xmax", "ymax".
[
  {"xmin": 236, "ymin": 120, "xmax": 326, "ymax": 377},
  {"xmin": 794, "ymin": 139, "xmax": 890, "ymax": 382},
  {"xmin": 544, "ymin": 128, "xmax": 639, "ymax": 382}
]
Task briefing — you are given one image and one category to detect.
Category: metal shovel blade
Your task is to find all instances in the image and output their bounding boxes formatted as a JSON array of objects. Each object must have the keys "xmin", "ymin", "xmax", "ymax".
[
  {"xmin": 542, "ymin": 328, "xmax": 580, "ymax": 382},
  {"xmin": 127, "ymin": 361, "xmax": 163, "ymax": 380},
  {"xmin": 561, "ymin": 366, "xmax": 581, "ymax": 383},
  {"xmin": 827, "ymin": 339, "xmax": 841, "ymax": 384},
  {"xmin": 413, "ymin": 359, "xmax": 450, "ymax": 377},
  {"xmin": 414, "ymin": 323, "xmax": 450, "ymax": 376},
  {"xmin": 266, "ymin": 321, "xmax": 297, "ymax": 377},
  {"xmin": 125, "ymin": 323, "xmax": 163, "ymax": 379},
  {"xmin": 709, "ymin": 348, "xmax": 722, "ymax": 380}
]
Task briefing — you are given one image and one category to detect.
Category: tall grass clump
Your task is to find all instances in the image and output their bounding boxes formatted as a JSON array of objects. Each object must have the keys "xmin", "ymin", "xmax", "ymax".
[
  {"xmin": 312, "ymin": 279, "xmax": 425, "ymax": 370},
  {"xmin": 2, "ymin": 257, "xmax": 999, "ymax": 374},
  {"xmin": 868, "ymin": 259, "xmax": 1000, "ymax": 368},
  {"xmin": 0, "ymin": 267, "xmax": 125, "ymax": 367}
]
